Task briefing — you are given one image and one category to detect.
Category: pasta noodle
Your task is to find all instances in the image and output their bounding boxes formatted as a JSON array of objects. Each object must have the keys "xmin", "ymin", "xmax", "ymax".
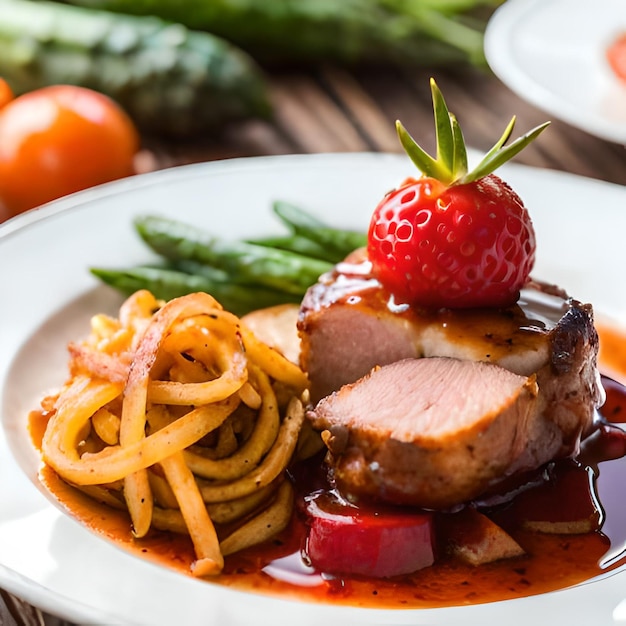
[{"xmin": 39, "ymin": 290, "xmax": 314, "ymax": 576}]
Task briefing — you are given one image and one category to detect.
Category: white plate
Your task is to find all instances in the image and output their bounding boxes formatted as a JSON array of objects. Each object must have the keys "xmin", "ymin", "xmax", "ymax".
[
  {"xmin": 2, "ymin": 153, "xmax": 626, "ymax": 626},
  {"xmin": 484, "ymin": 0, "xmax": 626, "ymax": 144}
]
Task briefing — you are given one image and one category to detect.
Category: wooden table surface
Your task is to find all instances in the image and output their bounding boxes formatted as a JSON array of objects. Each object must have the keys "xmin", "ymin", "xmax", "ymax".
[
  {"xmin": 3, "ymin": 61, "xmax": 625, "ymax": 626},
  {"xmin": 138, "ymin": 64, "xmax": 626, "ymax": 186}
]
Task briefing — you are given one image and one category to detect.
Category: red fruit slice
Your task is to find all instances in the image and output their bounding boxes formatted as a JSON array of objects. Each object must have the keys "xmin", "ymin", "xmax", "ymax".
[{"xmin": 304, "ymin": 493, "xmax": 435, "ymax": 578}]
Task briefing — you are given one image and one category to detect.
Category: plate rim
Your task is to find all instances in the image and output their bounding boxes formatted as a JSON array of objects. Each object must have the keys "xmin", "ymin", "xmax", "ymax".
[
  {"xmin": 484, "ymin": 0, "xmax": 626, "ymax": 144},
  {"xmin": 2, "ymin": 152, "xmax": 626, "ymax": 626}
]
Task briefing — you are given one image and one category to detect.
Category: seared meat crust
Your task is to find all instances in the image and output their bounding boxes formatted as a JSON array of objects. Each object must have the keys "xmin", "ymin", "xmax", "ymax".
[
  {"xmin": 310, "ymin": 358, "xmax": 541, "ymax": 508},
  {"xmin": 299, "ymin": 257, "xmax": 602, "ymax": 509}
]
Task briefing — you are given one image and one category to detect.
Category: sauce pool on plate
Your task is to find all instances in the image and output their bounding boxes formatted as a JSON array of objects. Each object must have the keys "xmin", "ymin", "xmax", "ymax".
[{"xmin": 28, "ymin": 323, "xmax": 626, "ymax": 610}]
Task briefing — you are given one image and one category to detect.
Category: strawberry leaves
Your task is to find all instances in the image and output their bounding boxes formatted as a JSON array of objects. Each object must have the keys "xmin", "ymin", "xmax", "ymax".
[{"xmin": 397, "ymin": 78, "xmax": 550, "ymax": 186}]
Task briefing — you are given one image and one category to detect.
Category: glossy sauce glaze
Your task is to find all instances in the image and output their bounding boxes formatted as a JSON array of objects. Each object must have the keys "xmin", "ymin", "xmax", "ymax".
[
  {"xmin": 305, "ymin": 255, "xmax": 585, "ymax": 360},
  {"xmin": 30, "ymin": 319, "xmax": 626, "ymax": 609},
  {"xmin": 299, "ymin": 257, "xmax": 603, "ymax": 416}
]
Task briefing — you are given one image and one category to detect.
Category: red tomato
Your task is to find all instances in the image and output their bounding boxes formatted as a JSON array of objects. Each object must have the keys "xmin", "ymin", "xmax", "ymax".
[
  {"xmin": 0, "ymin": 85, "xmax": 139, "ymax": 218},
  {"xmin": 304, "ymin": 493, "xmax": 435, "ymax": 578},
  {"xmin": 607, "ymin": 32, "xmax": 626, "ymax": 83},
  {"xmin": 0, "ymin": 78, "xmax": 13, "ymax": 110}
]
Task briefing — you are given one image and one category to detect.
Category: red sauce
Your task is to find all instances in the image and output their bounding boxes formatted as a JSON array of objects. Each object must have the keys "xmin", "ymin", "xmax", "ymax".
[
  {"xmin": 607, "ymin": 32, "xmax": 626, "ymax": 83},
  {"xmin": 29, "ymin": 323, "xmax": 626, "ymax": 610}
]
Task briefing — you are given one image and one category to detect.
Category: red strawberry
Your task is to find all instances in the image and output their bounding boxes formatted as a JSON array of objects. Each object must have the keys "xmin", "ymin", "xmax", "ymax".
[{"xmin": 367, "ymin": 79, "xmax": 549, "ymax": 309}]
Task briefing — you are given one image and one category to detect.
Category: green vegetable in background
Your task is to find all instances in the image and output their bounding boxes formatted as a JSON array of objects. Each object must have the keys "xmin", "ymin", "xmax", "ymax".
[
  {"xmin": 57, "ymin": 0, "xmax": 503, "ymax": 68},
  {"xmin": 91, "ymin": 202, "xmax": 367, "ymax": 315},
  {"xmin": 0, "ymin": 0, "xmax": 271, "ymax": 136}
]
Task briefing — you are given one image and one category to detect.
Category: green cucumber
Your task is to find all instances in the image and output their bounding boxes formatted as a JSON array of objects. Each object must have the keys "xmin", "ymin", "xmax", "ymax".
[{"xmin": 0, "ymin": 0, "xmax": 271, "ymax": 136}]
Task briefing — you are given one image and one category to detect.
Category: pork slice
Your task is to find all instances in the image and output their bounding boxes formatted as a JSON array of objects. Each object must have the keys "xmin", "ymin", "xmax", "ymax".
[
  {"xmin": 309, "ymin": 357, "xmax": 540, "ymax": 509},
  {"xmin": 299, "ymin": 258, "xmax": 602, "ymax": 475},
  {"xmin": 299, "ymin": 258, "xmax": 595, "ymax": 402},
  {"xmin": 299, "ymin": 254, "xmax": 603, "ymax": 508}
]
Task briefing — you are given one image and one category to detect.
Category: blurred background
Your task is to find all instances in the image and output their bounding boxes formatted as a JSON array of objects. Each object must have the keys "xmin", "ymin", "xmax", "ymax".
[{"xmin": 0, "ymin": 0, "xmax": 624, "ymax": 225}]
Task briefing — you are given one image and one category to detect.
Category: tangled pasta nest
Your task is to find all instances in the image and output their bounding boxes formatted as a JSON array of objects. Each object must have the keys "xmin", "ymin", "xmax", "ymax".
[{"xmin": 40, "ymin": 290, "xmax": 316, "ymax": 576}]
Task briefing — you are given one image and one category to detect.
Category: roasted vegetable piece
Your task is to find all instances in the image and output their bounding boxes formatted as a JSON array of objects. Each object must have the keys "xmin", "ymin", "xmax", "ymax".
[
  {"xmin": 367, "ymin": 79, "xmax": 549, "ymax": 309},
  {"xmin": 244, "ymin": 233, "xmax": 333, "ymax": 263},
  {"xmin": 439, "ymin": 507, "xmax": 525, "ymax": 566},
  {"xmin": 247, "ymin": 201, "xmax": 367, "ymax": 264},
  {"xmin": 304, "ymin": 492, "xmax": 435, "ymax": 577},
  {"xmin": 0, "ymin": 0, "xmax": 271, "ymax": 136},
  {"xmin": 502, "ymin": 461, "xmax": 603, "ymax": 535},
  {"xmin": 59, "ymin": 0, "xmax": 502, "ymax": 68}
]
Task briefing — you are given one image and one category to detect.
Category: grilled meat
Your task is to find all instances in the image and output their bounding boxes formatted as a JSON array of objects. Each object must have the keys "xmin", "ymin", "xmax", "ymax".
[{"xmin": 300, "ymin": 252, "xmax": 602, "ymax": 508}]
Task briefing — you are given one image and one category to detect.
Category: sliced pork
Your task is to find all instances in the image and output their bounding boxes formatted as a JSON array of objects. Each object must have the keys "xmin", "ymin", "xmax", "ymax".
[
  {"xmin": 299, "ymin": 252, "xmax": 603, "ymax": 508},
  {"xmin": 309, "ymin": 357, "xmax": 542, "ymax": 508}
]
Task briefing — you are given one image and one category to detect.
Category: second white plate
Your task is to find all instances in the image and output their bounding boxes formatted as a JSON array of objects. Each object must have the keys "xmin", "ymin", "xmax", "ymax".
[{"xmin": 484, "ymin": 0, "xmax": 626, "ymax": 144}]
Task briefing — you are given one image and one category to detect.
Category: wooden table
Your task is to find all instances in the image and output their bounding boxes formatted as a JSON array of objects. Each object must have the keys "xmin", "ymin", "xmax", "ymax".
[
  {"xmin": 3, "ymin": 62, "xmax": 625, "ymax": 626},
  {"xmin": 140, "ymin": 64, "xmax": 626, "ymax": 186}
]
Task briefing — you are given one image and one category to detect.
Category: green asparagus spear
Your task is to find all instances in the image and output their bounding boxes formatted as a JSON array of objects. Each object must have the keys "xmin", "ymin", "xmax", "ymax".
[
  {"xmin": 0, "ymin": 0, "xmax": 271, "ymax": 136},
  {"xmin": 90, "ymin": 202, "xmax": 370, "ymax": 314},
  {"xmin": 247, "ymin": 201, "xmax": 364, "ymax": 263},
  {"xmin": 271, "ymin": 200, "xmax": 328, "ymax": 230},
  {"xmin": 91, "ymin": 265, "xmax": 300, "ymax": 315},
  {"xmin": 244, "ymin": 234, "xmax": 333, "ymax": 263},
  {"xmin": 58, "ymin": 0, "xmax": 503, "ymax": 67},
  {"xmin": 271, "ymin": 201, "xmax": 367, "ymax": 262},
  {"xmin": 134, "ymin": 215, "xmax": 333, "ymax": 295}
]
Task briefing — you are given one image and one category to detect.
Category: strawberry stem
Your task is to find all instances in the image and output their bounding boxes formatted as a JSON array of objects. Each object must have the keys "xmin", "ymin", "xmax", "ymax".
[
  {"xmin": 451, "ymin": 114, "xmax": 468, "ymax": 181},
  {"xmin": 463, "ymin": 119, "xmax": 550, "ymax": 184},
  {"xmin": 396, "ymin": 78, "xmax": 550, "ymax": 186}
]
